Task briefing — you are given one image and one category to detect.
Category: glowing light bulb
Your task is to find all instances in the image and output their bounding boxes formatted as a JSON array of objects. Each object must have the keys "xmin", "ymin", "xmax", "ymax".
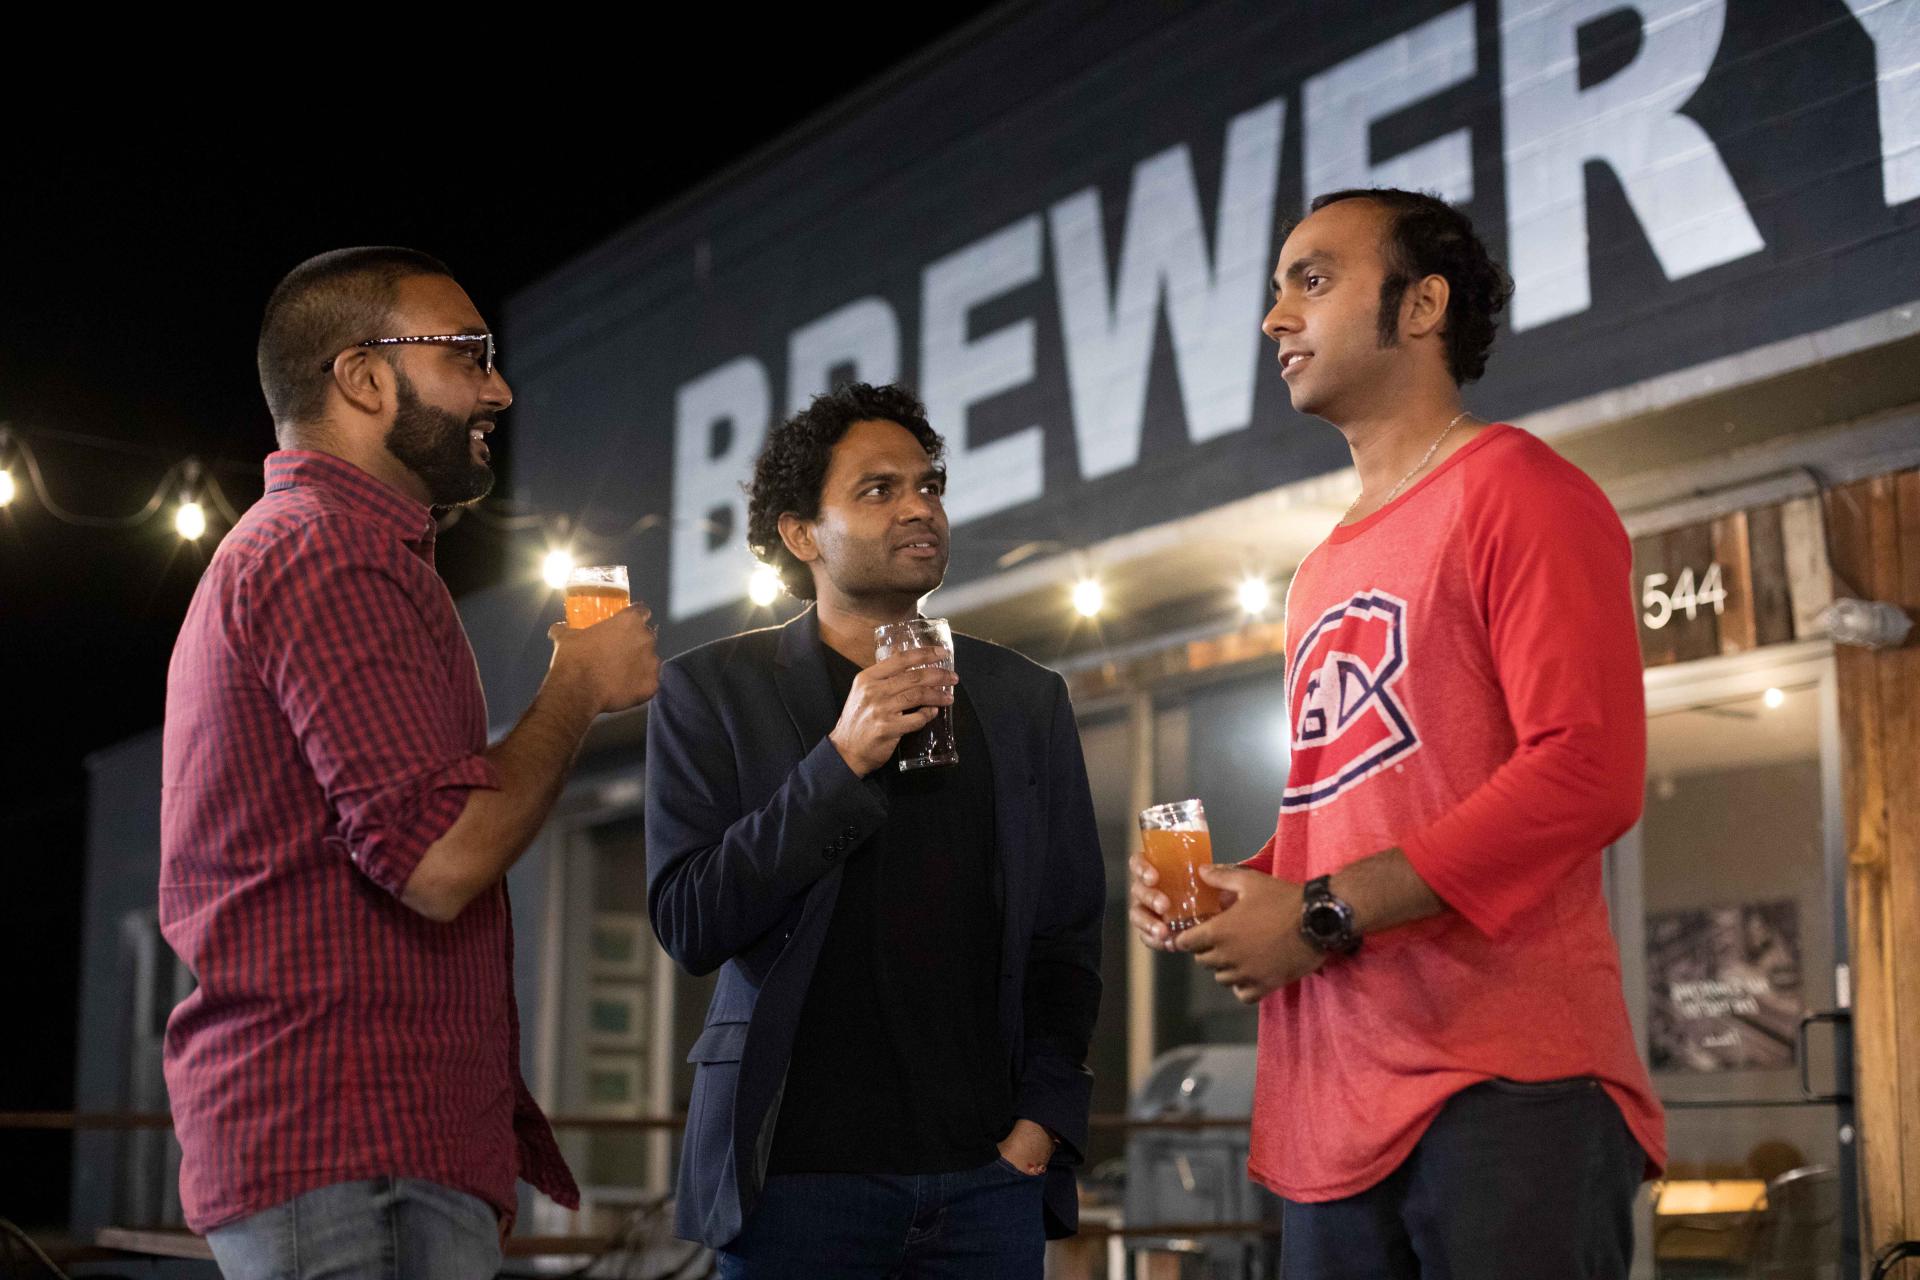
[
  {"xmin": 747, "ymin": 563, "xmax": 782, "ymax": 607},
  {"xmin": 1072, "ymin": 578, "xmax": 1104, "ymax": 618},
  {"xmin": 1762, "ymin": 687, "xmax": 1785, "ymax": 710},
  {"xmin": 175, "ymin": 500, "xmax": 207, "ymax": 541},
  {"xmin": 542, "ymin": 548, "xmax": 575, "ymax": 590},
  {"xmin": 0, "ymin": 469, "xmax": 14, "ymax": 508},
  {"xmin": 1238, "ymin": 577, "xmax": 1271, "ymax": 615}
]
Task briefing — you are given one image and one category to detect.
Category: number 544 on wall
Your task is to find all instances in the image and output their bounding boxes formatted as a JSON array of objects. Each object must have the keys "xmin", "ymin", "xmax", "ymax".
[{"xmin": 1642, "ymin": 564, "xmax": 1727, "ymax": 630}]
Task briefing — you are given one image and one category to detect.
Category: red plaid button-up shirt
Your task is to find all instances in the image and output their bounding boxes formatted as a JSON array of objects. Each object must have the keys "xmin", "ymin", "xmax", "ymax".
[{"xmin": 160, "ymin": 451, "xmax": 578, "ymax": 1232}]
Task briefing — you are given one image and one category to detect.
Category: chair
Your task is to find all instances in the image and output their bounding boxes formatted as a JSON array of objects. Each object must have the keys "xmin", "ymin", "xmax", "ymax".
[
  {"xmin": 1747, "ymin": 1165, "xmax": 1839, "ymax": 1280},
  {"xmin": 1653, "ymin": 1179, "xmax": 1766, "ymax": 1278},
  {"xmin": 1652, "ymin": 1165, "xmax": 1840, "ymax": 1280}
]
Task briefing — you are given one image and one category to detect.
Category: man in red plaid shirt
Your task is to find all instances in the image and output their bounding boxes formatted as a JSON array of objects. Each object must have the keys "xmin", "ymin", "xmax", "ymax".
[{"xmin": 161, "ymin": 247, "xmax": 659, "ymax": 1277}]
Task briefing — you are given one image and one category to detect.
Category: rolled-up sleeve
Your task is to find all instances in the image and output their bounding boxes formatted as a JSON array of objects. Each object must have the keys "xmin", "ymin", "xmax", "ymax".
[{"xmin": 238, "ymin": 521, "xmax": 501, "ymax": 897}]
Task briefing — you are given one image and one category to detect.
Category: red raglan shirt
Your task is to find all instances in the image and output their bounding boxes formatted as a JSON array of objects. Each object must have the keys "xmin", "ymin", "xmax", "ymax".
[{"xmin": 1246, "ymin": 424, "xmax": 1666, "ymax": 1201}]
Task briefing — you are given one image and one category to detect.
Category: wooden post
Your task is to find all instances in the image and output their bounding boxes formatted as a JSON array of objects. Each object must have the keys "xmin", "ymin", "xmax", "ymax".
[
  {"xmin": 1127, "ymin": 689, "xmax": 1157, "ymax": 1095},
  {"xmin": 1829, "ymin": 470, "xmax": 1920, "ymax": 1261}
]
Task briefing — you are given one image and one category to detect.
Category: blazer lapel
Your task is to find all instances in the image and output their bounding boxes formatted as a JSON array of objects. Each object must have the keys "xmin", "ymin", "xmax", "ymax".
[{"xmin": 773, "ymin": 606, "xmax": 841, "ymax": 752}]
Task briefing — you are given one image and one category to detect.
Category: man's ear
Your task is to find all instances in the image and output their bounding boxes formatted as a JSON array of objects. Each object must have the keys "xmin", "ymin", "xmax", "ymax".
[
  {"xmin": 1402, "ymin": 273, "xmax": 1451, "ymax": 343},
  {"xmin": 326, "ymin": 348, "xmax": 389, "ymax": 418},
  {"xmin": 777, "ymin": 512, "xmax": 819, "ymax": 568}
]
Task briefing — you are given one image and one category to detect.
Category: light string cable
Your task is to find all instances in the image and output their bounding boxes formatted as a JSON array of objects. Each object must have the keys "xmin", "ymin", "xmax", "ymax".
[
  {"xmin": 441, "ymin": 500, "xmax": 724, "ymax": 549},
  {"xmin": 0, "ymin": 426, "xmax": 225, "ymax": 530},
  {"xmin": 0, "ymin": 1217, "xmax": 79, "ymax": 1280},
  {"xmin": 0, "ymin": 421, "xmax": 714, "ymax": 557}
]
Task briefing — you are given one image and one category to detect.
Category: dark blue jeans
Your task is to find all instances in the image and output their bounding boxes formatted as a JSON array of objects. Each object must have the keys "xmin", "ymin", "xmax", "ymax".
[
  {"xmin": 717, "ymin": 1157, "xmax": 1046, "ymax": 1279},
  {"xmin": 1281, "ymin": 1077, "xmax": 1646, "ymax": 1280}
]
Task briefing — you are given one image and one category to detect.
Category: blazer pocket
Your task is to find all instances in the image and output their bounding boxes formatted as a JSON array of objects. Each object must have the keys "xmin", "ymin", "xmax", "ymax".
[
  {"xmin": 687, "ymin": 1020, "xmax": 750, "ymax": 1064},
  {"xmin": 683, "ymin": 1021, "xmax": 750, "ymax": 1195}
]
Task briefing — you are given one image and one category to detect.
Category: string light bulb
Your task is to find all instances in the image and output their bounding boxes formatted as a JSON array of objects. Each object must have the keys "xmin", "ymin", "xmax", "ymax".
[
  {"xmin": 1763, "ymin": 686, "xmax": 1785, "ymax": 710},
  {"xmin": 1072, "ymin": 578, "xmax": 1104, "ymax": 618},
  {"xmin": 747, "ymin": 563, "xmax": 782, "ymax": 607},
  {"xmin": 1238, "ymin": 577, "xmax": 1271, "ymax": 615},
  {"xmin": 541, "ymin": 547, "xmax": 576, "ymax": 590},
  {"xmin": 173, "ymin": 460, "xmax": 208, "ymax": 541},
  {"xmin": 0, "ymin": 467, "xmax": 14, "ymax": 508},
  {"xmin": 174, "ymin": 500, "xmax": 207, "ymax": 541}
]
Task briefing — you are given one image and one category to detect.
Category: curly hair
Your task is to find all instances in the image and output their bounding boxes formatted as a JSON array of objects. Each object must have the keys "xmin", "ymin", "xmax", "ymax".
[
  {"xmin": 1305, "ymin": 188, "xmax": 1514, "ymax": 385},
  {"xmin": 745, "ymin": 382, "xmax": 946, "ymax": 601}
]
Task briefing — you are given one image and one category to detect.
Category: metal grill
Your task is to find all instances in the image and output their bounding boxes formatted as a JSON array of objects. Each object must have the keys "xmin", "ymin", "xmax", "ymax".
[{"xmin": 1123, "ymin": 1045, "xmax": 1280, "ymax": 1277}]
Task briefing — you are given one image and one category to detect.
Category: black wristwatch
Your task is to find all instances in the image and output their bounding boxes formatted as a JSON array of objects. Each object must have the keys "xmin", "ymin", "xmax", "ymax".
[{"xmin": 1299, "ymin": 876, "xmax": 1362, "ymax": 957}]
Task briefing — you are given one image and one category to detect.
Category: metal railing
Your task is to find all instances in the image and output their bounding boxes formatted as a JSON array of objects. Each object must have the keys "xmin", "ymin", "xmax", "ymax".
[
  {"xmin": 1, "ymin": 1110, "xmax": 1258, "ymax": 1132},
  {"xmin": 2, "ymin": 1109, "xmax": 1283, "ymax": 1255}
]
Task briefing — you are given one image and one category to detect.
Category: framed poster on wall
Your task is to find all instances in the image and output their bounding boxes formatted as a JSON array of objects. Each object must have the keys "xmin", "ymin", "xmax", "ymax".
[{"xmin": 1646, "ymin": 900, "xmax": 1805, "ymax": 1072}]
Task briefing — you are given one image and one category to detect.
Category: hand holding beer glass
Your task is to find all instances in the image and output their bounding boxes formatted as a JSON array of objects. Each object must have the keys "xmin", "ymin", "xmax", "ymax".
[
  {"xmin": 564, "ymin": 564, "xmax": 629, "ymax": 628},
  {"xmin": 1137, "ymin": 799, "xmax": 1223, "ymax": 934},
  {"xmin": 873, "ymin": 617, "xmax": 959, "ymax": 771},
  {"xmin": 546, "ymin": 563, "xmax": 659, "ymax": 714}
]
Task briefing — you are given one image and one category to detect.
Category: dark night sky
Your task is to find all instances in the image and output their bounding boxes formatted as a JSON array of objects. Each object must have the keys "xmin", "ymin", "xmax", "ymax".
[{"xmin": 0, "ymin": 14, "xmax": 996, "ymax": 1227}]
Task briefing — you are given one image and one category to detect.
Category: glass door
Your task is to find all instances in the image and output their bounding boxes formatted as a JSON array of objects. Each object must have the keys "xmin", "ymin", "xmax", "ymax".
[{"xmin": 1613, "ymin": 643, "xmax": 1854, "ymax": 1280}]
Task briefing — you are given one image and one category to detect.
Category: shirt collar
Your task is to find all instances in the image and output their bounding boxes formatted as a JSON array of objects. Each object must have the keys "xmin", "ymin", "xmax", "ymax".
[{"xmin": 263, "ymin": 451, "xmax": 438, "ymax": 548}]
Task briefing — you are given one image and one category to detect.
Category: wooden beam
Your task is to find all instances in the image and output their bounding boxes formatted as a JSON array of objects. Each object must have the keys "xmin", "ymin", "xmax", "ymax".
[
  {"xmin": 1712, "ymin": 509, "xmax": 1758, "ymax": 655},
  {"xmin": 1832, "ymin": 471, "xmax": 1920, "ymax": 1262},
  {"xmin": 1780, "ymin": 495, "xmax": 1833, "ymax": 640},
  {"xmin": 1126, "ymin": 691, "xmax": 1157, "ymax": 1094},
  {"xmin": 1884, "ymin": 471, "xmax": 1920, "ymax": 1260},
  {"xmin": 1745, "ymin": 503, "xmax": 1795, "ymax": 648}
]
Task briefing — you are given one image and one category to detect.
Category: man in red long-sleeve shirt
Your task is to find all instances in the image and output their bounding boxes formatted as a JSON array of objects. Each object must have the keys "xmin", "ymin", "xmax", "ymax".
[{"xmin": 1130, "ymin": 189, "xmax": 1664, "ymax": 1279}]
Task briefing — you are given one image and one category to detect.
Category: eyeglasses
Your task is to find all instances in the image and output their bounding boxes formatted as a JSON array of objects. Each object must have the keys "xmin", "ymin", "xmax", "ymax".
[{"xmin": 322, "ymin": 332, "xmax": 496, "ymax": 375}]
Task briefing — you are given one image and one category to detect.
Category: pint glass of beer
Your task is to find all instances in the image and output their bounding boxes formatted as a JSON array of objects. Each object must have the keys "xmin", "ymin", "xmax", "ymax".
[
  {"xmin": 1138, "ymin": 798, "xmax": 1222, "ymax": 931},
  {"xmin": 564, "ymin": 564, "xmax": 630, "ymax": 629},
  {"xmin": 873, "ymin": 617, "xmax": 958, "ymax": 771}
]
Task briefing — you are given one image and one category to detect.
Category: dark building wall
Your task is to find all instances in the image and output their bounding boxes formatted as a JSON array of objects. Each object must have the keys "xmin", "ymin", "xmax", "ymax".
[
  {"xmin": 500, "ymin": 0, "xmax": 1920, "ymax": 657},
  {"xmin": 72, "ymin": 730, "xmax": 164, "ymax": 1233}
]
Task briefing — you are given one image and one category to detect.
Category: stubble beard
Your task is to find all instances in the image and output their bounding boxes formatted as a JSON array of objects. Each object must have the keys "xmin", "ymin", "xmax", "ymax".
[{"xmin": 821, "ymin": 540, "xmax": 948, "ymax": 614}]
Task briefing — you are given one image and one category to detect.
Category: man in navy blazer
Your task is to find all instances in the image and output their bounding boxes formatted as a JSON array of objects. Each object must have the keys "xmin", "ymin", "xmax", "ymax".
[{"xmin": 645, "ymin": 382, "xmax": 1104, "ymax": 1275}]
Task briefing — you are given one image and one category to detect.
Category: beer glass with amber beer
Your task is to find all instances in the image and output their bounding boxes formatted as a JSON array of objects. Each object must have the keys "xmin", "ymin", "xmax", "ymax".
[
  {"xmin": 564, "ymin": 564, "xmax": 630, "ymax": 629},
  {"xmin": 873, "ymin": 617, "xmax": 959, "ymax": 771},
  {"xmin": 1138, "ymin": 799, "xmax": 1222, "ymax": 932}
]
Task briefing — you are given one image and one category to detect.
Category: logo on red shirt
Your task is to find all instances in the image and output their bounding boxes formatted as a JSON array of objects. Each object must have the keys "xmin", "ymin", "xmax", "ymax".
[{"xmin": 1282, "ymin": 589, "xmax": 1420, "ymax": 811}]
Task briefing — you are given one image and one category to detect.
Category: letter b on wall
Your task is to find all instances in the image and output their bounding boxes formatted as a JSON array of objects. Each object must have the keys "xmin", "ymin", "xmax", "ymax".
[{"xmin": 670, "ymin": 357, "xmax": 770, "ymax": 620}]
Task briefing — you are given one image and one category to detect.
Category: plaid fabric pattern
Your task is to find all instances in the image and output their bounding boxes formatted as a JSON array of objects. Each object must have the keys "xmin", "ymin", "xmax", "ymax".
[{"xmin": 159, "ymin": 451, "xmax": 577, "ymax": 1232}]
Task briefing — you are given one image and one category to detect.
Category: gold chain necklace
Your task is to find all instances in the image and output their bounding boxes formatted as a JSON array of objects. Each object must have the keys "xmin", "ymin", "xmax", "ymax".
[{"xmin": 1343, "ymin": 411, "xmax": 1472, "ymax": 523}]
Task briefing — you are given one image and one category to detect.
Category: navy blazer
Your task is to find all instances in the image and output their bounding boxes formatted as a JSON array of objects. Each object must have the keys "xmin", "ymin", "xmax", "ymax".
[{"xmin": 644, "ymin": 607, "xmax": 1105, "ymax": 1248}]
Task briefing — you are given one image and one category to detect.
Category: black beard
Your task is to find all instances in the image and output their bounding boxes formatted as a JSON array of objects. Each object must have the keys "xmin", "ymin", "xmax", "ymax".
[{"xmin": 385, "ymin": 370, "xmax": 494, "ymax": 507}]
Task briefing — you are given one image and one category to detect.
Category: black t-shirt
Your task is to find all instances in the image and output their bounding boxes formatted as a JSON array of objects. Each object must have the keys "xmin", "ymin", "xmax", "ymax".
[{"xmin": 767, "ymin": 644, "xmax": 1011, "ymax": 1174}]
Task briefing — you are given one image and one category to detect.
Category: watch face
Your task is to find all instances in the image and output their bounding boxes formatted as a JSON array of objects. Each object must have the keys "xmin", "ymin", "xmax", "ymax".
[{"xmin": 1304, "ymin": 901, "xmax": 1346, "ymax": 943}]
